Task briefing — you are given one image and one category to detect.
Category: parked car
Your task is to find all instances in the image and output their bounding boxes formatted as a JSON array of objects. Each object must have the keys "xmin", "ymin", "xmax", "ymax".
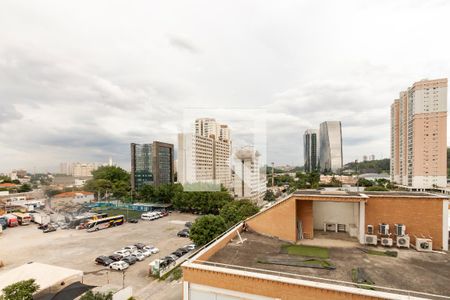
[
  {"xmin": 132, "ymin": 252, "xmax": 146, "ymax": 261},
  {"xmin": 110, "ymin": 261, "xmax": 129, "ymax": 271},
  {"xmin": 122, "ymin": 255, "xmax": 137, "ymax": 265},
  {"xmin": 43, "ymin": 225, "xmax": 57, "ymax": 233},
  {"xmin": 95, "ymin": 256, "xmax": 113, "ymax": 266},
  {"xmin": 172, "ymin": 250, "xmax": 184, "ymax": 258},
  {"xmin": 114, "ymin": 250, "xmax": 131, "ymax": 258},
  {"xmin": 184, "ymin": 244, "xmax": 196, "ymax": 251},
  {"xmin": 143, "ymin": 246, "xmax": 159, "ymax": 254},
  {"xmin": 140, "ymin": 249, "xmax": 152, "ymax": 257},
  {"xmin": 177, "ymin": 230, "xmax": 189, "ymax": 237},
  {"xmin": 134, "ymin": 243, "xmax": 146, "ymax": 250},
  {"xmin": 109, "ymin": 254, "xmax": 122, "ymax": 262},
  {"xmin": 177, "ymin": 247, "xmax": 189, "ymax": 255},
  {"xmin": 123, "ymin": 245, "xmax": 137, "ymax": 252},
  {"xmin": 185, "ymin": 221, "xmax": 193, "ymax": 228},
  {"xmin": 162, "ymin": 256, "xmax": 175, "ymax": 264},
  {"xmin": 128, "ymin": 219, "xmax": 139, "ymax": 223}
]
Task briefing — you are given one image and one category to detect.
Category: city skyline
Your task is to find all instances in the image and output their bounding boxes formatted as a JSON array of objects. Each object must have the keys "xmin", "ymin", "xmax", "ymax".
[{"xmin": 2, "ymin": 1, "xmax": 450, "ymax": 173}]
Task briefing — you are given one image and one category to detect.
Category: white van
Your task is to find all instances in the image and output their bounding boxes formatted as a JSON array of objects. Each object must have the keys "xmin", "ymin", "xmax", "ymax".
[{"xmin": 141, "ymin": 212, "xmax": 158, "ymax": 221}]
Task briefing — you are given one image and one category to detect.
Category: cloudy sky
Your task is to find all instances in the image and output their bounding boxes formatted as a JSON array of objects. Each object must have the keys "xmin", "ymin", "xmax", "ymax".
[{"xmin": 1, "ymin": 0, "xmax": 450, "ymax": 173}]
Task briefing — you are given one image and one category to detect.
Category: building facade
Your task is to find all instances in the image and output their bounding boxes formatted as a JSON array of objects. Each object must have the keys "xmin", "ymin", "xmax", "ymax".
[
  {"xmin": 130, "ymin": 141, "xmax": 174, "ymax": 191},
  {"xmin": 303, "ymin": 129, "xmax": 319, "ymax": 172},
  {"xmin": 390, "ymin": 78, "xmax": 447, "ymax": 189},
  {"xmin": 178, "ymin": 118, "xmax": 232, "ymax": 190},
  {"xmin": 233, "ymin": 146, "xmax": 267, "ymax": 204},
  {"xmin": 319, "ymin": 121, "xmax": 343, "ymax": 173}
]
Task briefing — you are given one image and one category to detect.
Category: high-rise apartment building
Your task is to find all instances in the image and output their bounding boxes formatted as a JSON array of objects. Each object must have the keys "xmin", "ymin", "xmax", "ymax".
[
  {"xmin": 130, "ymin": 141, "xmax": 174, "ymax": 191},
  {"xmin": 72, "ymin": 163, "xmax": 97, "ymax": 177},
  {"xmin": 303, "ymin": 129, "xmax": 320, "ymax": 172},
  {"xmin": 390, "ymin": 78, "xmax": 447, "ymax": 189},
  {"xmin": 178, "ymin": 118, "xmax": 232, "ymax": 190},
  {"xmin": 319, "ymin": 121, "xmax": 343, "ymax": 173},
  {"xmin": 233, "ymin": 146, "xmax": 267, "ymax": 204}
]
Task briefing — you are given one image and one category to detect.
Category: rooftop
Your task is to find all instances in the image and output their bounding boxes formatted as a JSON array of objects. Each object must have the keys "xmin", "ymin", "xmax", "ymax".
[
  {"xmin": 292, "ymin": 189, "xmax": 447, "ymax": 199},
  {"xmin": 204, "ymin": 231, "xmax": 450, "ymax": 298}
]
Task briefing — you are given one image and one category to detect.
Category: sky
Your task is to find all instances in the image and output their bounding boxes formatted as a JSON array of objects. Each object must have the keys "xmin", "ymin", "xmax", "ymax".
[{"xmin": 1, "ymin": 0, "xmax": 450, "ymax": 173}]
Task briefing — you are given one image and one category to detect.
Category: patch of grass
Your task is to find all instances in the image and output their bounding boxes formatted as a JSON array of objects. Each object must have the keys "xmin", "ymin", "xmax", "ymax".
[
  {"xmin": 159, "ymin": 266, "xmax": 182, "ymax": 281},
  {"xmin": 281, "ymin": 244, "xmax": 329, "ymax": 259}
]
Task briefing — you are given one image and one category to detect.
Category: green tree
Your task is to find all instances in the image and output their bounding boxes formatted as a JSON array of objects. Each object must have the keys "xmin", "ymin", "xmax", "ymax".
[
  {"xmin": 172, "ymin": 191, "xmax": 232, "ymax": 214},
  {"xmin": 0, "ymin": 176, "xmax": 12, "ymax": 183},
  {"xmin": 219, "ymin": 199, "xmax": 259, "ymax": 227},
  {"xmin": 357, "ymin": 178, "xmax": 373, "ymax": 187},
  {"xmin": 1, "ymin": 279, "xmax": 39, "ymax": 300},
  {"xmin": 91, "ymin": 166, "xmax": 130, "ymax": 182},
  {"xmin": 85, "ymin": 166, "xmax": 130, "ymax": 200},
  {"xmin": 329, "ymin": 176, "xmax": 342, "ymax": 187},
  {"xmin": 18, "ymin": 183, "xmax": 32, "ymax": 193},
  {"xmin": 190, "ymin": 215, "xmax": 227, "ymax": 246},
  {"xmin": 263, "ymin": 190, "xmax": 276, "ymax": 202},
  {"xmin": 79, "ymin": 291, "xmax": 113, "ymax": 300}
]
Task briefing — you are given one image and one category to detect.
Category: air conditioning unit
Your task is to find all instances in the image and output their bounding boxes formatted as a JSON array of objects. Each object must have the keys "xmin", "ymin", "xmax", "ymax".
[
  {"xmin": 396, "ymin": 235, "xmax": 410, "ymax": 248},
  {"xmin": 416, "ymin": 238, "xmax": 432, "ymax": 252},
  {"xmin": 365, "ymin": 234, "xmax": 378, "ymax": 246},
  {"xmin": 380, "ymin": 237, "xmax": 393, "ymax": 247},
  {"xmin": 379, "ymin": 223, "xmax": 389, "ymax": 235},
  {"xmin": 395, "ymin": 224, "xmax": 406, "ymax": 236},
  {"xmin": 367, "ymin": 225, "xmax": 374, "ymax": 235}
]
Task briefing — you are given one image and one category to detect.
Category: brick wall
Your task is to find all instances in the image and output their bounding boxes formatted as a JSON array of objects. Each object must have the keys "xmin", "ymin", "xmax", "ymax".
[
  {"xmin": 183, "ymin": 266, "xmax": 383, "ymax": 300},
  {"xmin": 246, "ymin": 197, "xmax": 297, "ymax": 242},
  {"xmin": 365, "ymin": 197, "xmax": 443, "ymax": 249}
]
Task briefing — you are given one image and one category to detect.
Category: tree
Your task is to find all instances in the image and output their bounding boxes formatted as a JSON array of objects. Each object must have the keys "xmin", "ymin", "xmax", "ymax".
[
  {"xmin": 219, "ymin": 199, "xmax": 259, "ymax": 227},
  {"xmin": 1, "ymin": 279, "xmax": 39, "ymax": 300},
  {"xmin": 79, "ymin": 291, "xmax": 113, "ymax": 300},
  {"xmin": 172, "ymin": 191, "xmax": 233, "ymax": 214},
  {"xmin": 365, "ymin": 185, "xmax": 388, "ymax": 191},
  {"xmin": 190, "ymin": 215, "xmax": 227, "ymax": 246},
  {"xmin": 263, "ymin": 190, "xmax": 276, "ymax": 202},
  {"xmin": 85, "ymin": 166, "xmax": 130, "ymax": 200},
  {"xmin": 329, "ymin": 176, "xmax": 342, "ymax": 187},
  {"xmin": 357, "ymin": 178, "xmax": 373, "ymax": 187},
  {"xmin": 0, "ymin": 176, "xmax": 12, "ymax": 183},
  {"xmin": 18, "ymin": 183, "xmax": 32, "ymax": 193}
]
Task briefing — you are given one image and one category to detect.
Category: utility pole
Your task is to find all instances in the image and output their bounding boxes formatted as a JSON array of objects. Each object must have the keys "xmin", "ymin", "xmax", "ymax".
[
  {"xmin": 271, "ymin": 162, "xmax": 275, "ymax": 188},
  {"xmin": 355, "ymin": 159, "xmax": 359, "ymax": 192}
]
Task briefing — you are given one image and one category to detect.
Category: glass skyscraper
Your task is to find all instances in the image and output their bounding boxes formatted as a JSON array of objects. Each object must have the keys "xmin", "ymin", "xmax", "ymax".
[
  {"xmin": 319, "ymin": 121, "xmax": 343, "ymax": 173},
  {"xmin": 131, "ymin": 141, "xmax": 174, "ymax": 191}
]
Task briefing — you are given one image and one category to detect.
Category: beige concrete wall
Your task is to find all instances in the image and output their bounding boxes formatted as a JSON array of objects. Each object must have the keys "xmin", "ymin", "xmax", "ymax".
[{"xmin": 312, "ymin": 201, "xmax": 358, "ymax": 231}]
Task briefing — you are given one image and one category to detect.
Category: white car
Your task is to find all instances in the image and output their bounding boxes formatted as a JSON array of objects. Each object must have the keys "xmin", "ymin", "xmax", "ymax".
[
  {"xmin": 123, "ymin": 245, "xmax": 137, "ymax": 252},
  {"xmin": 144, "ymin": 246, "xmax": 159, "ymax": 254},
  {"xmin": 132, "ymin": 252, "xmax": 146, "ymax": 261},
  {"xmin": 114, "ymin": 250, "xmax": 131, "ymax": 258},
  {"xmin": 110, "ymin": 261, "xmax": 129, "ymax": 271},
  {"xmin": 140, "ymin": 249, "xmax": 152, "ymax": 257},
  {"xmin": 185, "ymin": 244, "xmax": 196, "ymax": 251}
]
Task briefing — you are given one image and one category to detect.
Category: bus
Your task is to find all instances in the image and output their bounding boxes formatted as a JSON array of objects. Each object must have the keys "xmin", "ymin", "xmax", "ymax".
[
  {"xmin": 12, "ymin": 212, "xmax": 32, "ymax": 225},
  {"xmin": 86, "ymin": 215, "xmax": 124, "ymax": 232}
]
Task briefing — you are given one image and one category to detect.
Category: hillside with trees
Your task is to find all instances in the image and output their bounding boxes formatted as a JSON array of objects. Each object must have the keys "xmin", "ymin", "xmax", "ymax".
[{"xmin": 343, "ymin": 158, "xmax": 390, "ymax": 174}]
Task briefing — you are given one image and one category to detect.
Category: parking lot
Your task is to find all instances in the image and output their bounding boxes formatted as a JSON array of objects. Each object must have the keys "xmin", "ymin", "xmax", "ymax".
[{"xmin": 0, "ymin": 212, "xmax": 197, "ymax": 295}]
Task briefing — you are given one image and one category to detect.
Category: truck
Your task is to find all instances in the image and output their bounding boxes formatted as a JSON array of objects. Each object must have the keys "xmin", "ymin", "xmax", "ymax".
[
  {"xmin": 29, "ymin": 213, "xmax": 50, "ymax": 225},
  {"xmin": 0, "ymin": 216, "xmax": 7, "ymax": 230},
  {"xmin": 12, "ymin": 212, "xmax": 32, "ymax": 225},
  {"xmin": 4, "ymin": 214, "xmax": 19, "ymax": 227}
]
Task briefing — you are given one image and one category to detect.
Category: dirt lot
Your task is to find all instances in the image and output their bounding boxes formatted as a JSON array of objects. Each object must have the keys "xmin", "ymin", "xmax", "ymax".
[
  {"xmin": 0, "ymin": 212, "xmax": 196, "ymax": 296},
  {"xmin": 208, "ymin": 231, "xmax": 450, "ymax": 297}
]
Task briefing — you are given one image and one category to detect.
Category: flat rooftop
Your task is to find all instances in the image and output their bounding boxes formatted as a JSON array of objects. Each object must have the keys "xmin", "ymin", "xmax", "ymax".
[
  {"xmin": 205, "ymin": 231, "xmax": 450, "ymax": 298},
  {"xmin": 292, "ymin": 190, "xmax": 448, "ymax": 198}
]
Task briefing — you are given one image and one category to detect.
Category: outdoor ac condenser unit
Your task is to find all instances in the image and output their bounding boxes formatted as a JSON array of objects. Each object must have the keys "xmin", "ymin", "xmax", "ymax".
[
  {"xmin": 379, "ymin": 223, "xmax": 389, "ymax": 235},
  {"xmin": 395, "ymin": 224, "xmax": 406, "ymax": 236},
  {"xmin": 380, "ymin": 237, "xmax": 393, "ymax": 247},
  {"xmin": 416, "ymin": 238, "xmax": 432, "ymax": 252},
  {"xmin": 365, "ymin": 234, "xmax": 378, "ymax": 246},
  {"xmin": 367, "ymin": 225, "xmax": 374, "ymax": 235},
  {"xmin": 396, "ymin": 235, "xmax": 410, "ymax": 248}
]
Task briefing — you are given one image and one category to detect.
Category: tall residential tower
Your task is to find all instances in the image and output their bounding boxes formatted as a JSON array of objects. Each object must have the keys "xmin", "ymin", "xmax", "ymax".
[
  {"xmin": 303, "ymin": 129, "xmax": 320, "ymax": 172},
  {"xmin": 319, "ymin": 121, "xmax": 343, "ymax": 173},
  {"xmin": 390, "ymin": 78, "xmax": 447, "ymax": 189}
]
